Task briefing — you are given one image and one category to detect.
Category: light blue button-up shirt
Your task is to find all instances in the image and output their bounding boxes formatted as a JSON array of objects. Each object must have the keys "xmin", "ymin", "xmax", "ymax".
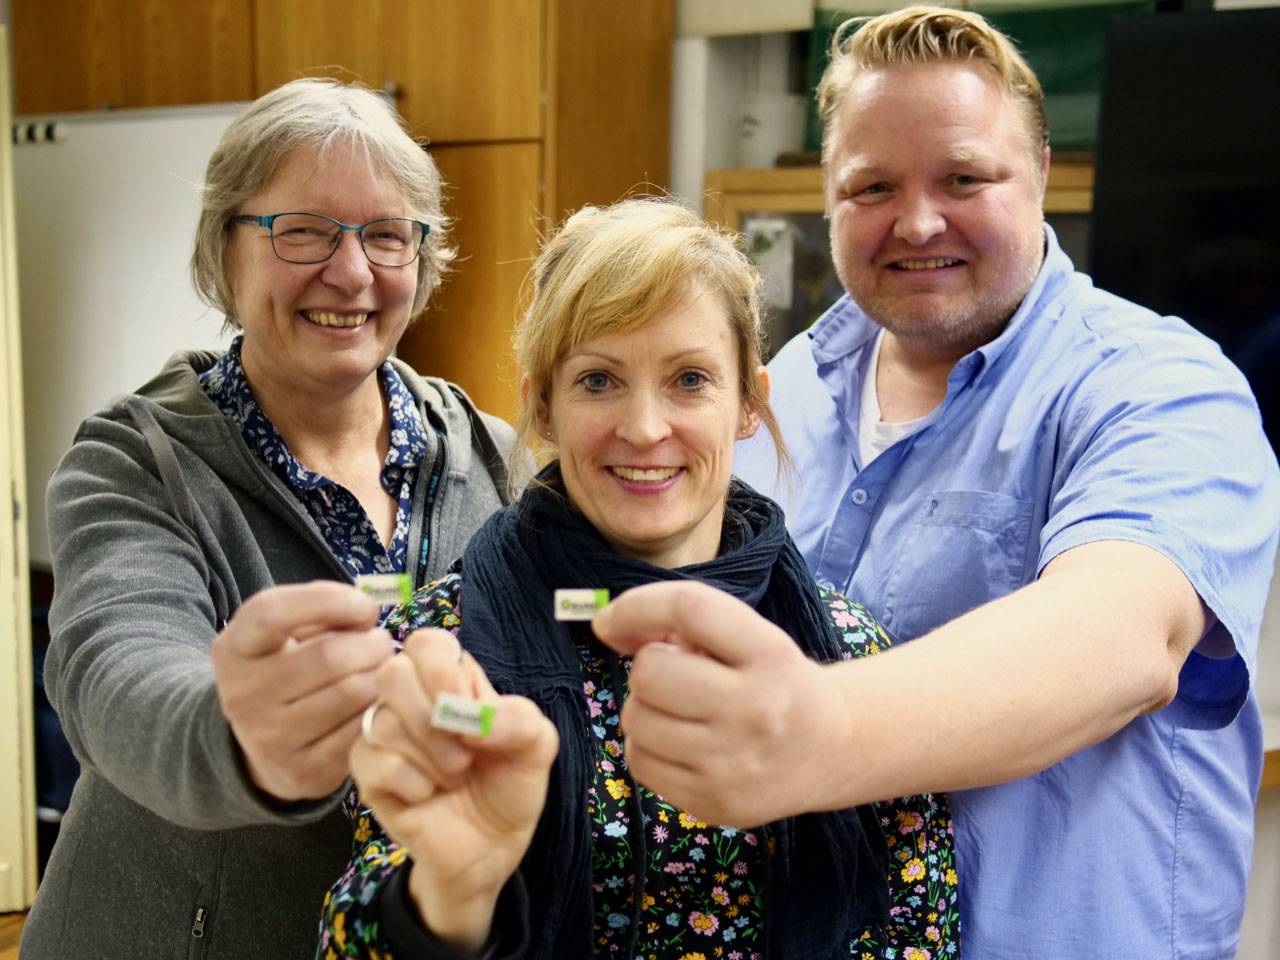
[{"xmin": 735, "ymin": 226, "xmax": 1280, "ymax": 958}]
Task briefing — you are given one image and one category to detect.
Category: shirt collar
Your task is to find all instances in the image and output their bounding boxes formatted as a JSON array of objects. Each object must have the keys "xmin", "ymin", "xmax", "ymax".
[{"xmin": 200, "ymin": 336, "xmax": 429, "ymax": 488}]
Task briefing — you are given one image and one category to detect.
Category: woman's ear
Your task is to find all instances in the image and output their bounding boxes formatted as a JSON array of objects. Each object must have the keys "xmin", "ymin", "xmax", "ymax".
[
  {"xmin": 737, "ymin": 367, "xmax": 768, "ymax": 439},
  {"xmin": 521, "ymin": 375, "xmax": 553, "ymax": 442}
]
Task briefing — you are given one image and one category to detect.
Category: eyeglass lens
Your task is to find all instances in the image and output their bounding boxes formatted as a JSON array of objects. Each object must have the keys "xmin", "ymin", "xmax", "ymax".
[{"xmin": 270, "ymin": 213, "xmax": 425, "ymax": 267}]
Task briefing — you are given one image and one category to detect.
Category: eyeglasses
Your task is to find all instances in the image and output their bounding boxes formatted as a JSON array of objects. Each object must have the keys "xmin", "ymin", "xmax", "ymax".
[{"xmin": 232, "ymin": 212, "xmax": 429, "ymax": 267}]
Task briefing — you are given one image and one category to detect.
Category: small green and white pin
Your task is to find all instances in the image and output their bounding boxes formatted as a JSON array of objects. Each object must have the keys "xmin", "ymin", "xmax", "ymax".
[
  {"xmin": 431, "ymin": 691, "xmax": 496, "ymax": 737},
  {"xmin": 554, "ymin": 588, "xmax": 610, "ymax": 621},
  {"xmin": 355, "ymin": 572, "xmax": 413, "ymax": 606}
]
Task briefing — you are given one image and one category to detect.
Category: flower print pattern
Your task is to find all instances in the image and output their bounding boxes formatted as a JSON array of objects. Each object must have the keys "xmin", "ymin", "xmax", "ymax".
[
  {"xmin": 579, "ymin": 643, "xmax": 770, "ymax": 959},
  {"xmin": 820, "ymin": 588, "xmax": 962, "ymax": 959},
  {"xmin": 199, "ymin": 335, "xmax": 437, "ymax": 581},
  {"xmin": 317, "ymin": 578, "xmax": 960, "ymax": 959}
]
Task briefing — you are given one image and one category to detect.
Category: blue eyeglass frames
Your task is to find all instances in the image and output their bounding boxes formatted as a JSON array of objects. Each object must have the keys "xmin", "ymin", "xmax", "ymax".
[{"xmin": 232, "ymin": 212, "xmax": 429, "ymax": 267}]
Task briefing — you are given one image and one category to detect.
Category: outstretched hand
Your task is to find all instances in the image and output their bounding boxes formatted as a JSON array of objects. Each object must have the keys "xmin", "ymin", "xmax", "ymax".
[
  {"xmin": 353, "ymin": 628, "xmax": 559, "ymax": 951},
  {"xmin": 592, "ymin": 580, "xmax": 852, "ymax": 827},
  {"xmin": 211, "ymin": 581, "xmax": 392, "ymax": 802}
]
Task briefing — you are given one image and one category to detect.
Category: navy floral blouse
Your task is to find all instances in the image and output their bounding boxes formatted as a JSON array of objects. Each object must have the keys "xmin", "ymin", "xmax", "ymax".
[
  {"xmin": 318, "ymin": 574, "xmax": 961, "ymax": 960},
  {"xmin": 199, "ymin": 336, "xmax": 442, "ymax": 576}
]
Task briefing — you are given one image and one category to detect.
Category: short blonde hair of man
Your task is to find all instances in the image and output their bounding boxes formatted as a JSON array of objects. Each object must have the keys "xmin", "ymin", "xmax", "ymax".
[
  {"xmin": 191, "ymin": 77, "xmax": 455, "ymax": 328},
  {"xmin": 817, "ymin": 5, "xmax": 1048, "ymax": 170},
  {"xmin": 512, "ymin": 197, "xmax": 788, "ymax": 487}
]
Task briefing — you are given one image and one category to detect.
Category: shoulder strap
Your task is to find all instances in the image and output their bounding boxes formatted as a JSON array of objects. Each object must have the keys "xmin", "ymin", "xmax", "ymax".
[
  {"xmin": 119, "ymin": 395, "xmax": 231, "ymax": 628},
  {"xmin": 446, "ymin": 385, "xmax": 513, "ymax": 506}
]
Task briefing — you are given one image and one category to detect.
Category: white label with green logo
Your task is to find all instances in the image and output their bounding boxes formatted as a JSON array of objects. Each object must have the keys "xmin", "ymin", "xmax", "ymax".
[
  {"xmin": 554, "ymin": 588, "xmax": 610, "ymax": 621},
  {"xmin": 430, "ymin": 691, "xmax": 496, "ymax": 738}
]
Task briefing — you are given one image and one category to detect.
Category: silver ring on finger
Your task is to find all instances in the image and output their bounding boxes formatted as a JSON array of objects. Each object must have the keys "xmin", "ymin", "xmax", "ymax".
[{"xmin": 360, "ymin": 701, "xmax": 385, "ymax": 748}]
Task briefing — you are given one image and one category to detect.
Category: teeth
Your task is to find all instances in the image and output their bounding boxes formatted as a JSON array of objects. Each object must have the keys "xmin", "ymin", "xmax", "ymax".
[
  {"xmin": 613, "ymin": 466, "xmax": 678, "ymax": 482},
  {"xmin": 305, "ymin": 311, "xmax": 369, "ymax": 328},
  {"xmin": 895, "ymin": 258, "xmax": 960, "ymax": 270}
]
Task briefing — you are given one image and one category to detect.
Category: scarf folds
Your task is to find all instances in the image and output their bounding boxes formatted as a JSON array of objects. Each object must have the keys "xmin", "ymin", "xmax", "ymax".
[{"xmin": 459, "ymin": 464, "xmax": 889, "ymax": 959}]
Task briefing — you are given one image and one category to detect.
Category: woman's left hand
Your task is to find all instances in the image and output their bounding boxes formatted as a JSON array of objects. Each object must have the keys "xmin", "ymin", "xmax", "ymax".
[{"xmin": 352, "ymin": 628, "xmax": 559, "ymax": 952}]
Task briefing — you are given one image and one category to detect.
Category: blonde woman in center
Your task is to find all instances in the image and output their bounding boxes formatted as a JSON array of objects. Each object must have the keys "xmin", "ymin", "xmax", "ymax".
[{"xmin": 319, "ymin": 199, "xmax": 960, "ymax": 960}]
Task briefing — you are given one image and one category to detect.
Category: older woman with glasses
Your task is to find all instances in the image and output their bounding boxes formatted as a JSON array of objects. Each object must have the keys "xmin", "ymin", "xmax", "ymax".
[{"xmin": 21, "ymin": 79, "xmax": 513, "ymax": 960}]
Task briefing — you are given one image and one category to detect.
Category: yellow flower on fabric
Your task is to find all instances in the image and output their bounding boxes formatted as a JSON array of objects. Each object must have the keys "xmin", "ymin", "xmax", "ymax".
[
  {"xmin": 642, "ymin": 894, "xmax": 656, "ymax": 911},
  {"xmin": 904, "ymin": 949, "xmax": 932, "ymax": 960},
  {"xmin": 678, "ymin": 812, "xmax": 708, "ymax": 829},
  {"xmin": 928, "ymin": 911, "xmax": 938, "ymax": 922},
  {"xmin": 945, "ymin": 867, "xmax": 958, "ymax": 885},
  {"xmin": 714, "ymin": 871, "xmax": 728, "ymax": 883},
  {"xmin": 324, "ymin": 949, "xmax": 337, "ymax": 960},
  {"xmin": 677, "ymin": 953, "xmax": 707, "ymax": 960},
  {"xmin": 354, "ymin": 817, "xmax": 372, "ymax": 844},
  {"xmin": 901, "ymin": 858, "xmax": 926, "ymax": 883},
  {"xmin": 332, "ymin": 914, "xmax": 346, "ymax": 948},
  {"xmin": 605, "ymin": 778, "xmax": 632, "ymax": 800},
  {"xmin": 658, "ymin": 809, "xmax": 670, "ymax": 823}
]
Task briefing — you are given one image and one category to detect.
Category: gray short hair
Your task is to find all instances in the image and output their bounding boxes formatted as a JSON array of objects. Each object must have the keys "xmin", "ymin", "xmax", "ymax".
[{"xmin": 191, "ymin": 78, "xmax": 454, "ymax": 328}]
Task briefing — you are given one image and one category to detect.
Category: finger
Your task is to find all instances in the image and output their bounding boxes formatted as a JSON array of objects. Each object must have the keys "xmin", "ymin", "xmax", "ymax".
[
  {"xmin": 374, "ymin": 656, "xmax": 474, "ymax": 783},
  {"xmin": 273, "ymin": 628, "xmax": 395, "ymax": 703},
  {"xmin": 404, "ymin": 629, "xmax": 473, "ymax": 700},
  {"xmin": 626, "ymin": 643, "xmax": 732, "ymax": 721},
  {"xmin": 593, "ymin": 581, "xmax": 794, "ymax": 668},
  {"xmin": 350, "ymin": 735, "xmax": 439, "ymax": 807},
  {"xmin": 228, "ymin": 582, "xmax": 380, "ymax": 656},
  {"xmin": 618, "ymin": 696, "xmax": 718, "ymax": 768},
  {"xmin": 469, "ymin": 695, "xmax": 559, "ymax": 769},
  {"xmin": 281, "ymin": 667, "xmax": 384, "ymax": 751}
]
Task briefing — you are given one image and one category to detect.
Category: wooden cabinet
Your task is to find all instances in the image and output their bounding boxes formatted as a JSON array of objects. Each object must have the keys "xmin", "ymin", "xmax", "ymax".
[
  {"xmin": 13, "ymin": 0, "xmax": 253, "ymax": 113},
  {"xmin": 254, "ymin": 0, "xmax": 542, "ymax": 143},
  {"xmin": 400, "ymin": 142, "xmax": 542, "ymax": 423}
]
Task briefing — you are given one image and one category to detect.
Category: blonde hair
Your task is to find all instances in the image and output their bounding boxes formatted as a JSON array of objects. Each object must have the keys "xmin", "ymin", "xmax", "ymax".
[
  {"xmin": 817, "ymin": 5, "xmax": 1047, "ymax": 168},
  {"xmin": 191, "ymin": 77, "xmax": 455, "ymax": 328},
  {"xmin": 511, "ymin": 197, "xmax": 788, "ymax": 489}
]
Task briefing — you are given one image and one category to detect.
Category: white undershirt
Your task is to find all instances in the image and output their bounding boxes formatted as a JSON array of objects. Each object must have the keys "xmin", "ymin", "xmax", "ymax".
[{"xmin": 857, "ymin": 329, "xmax": 942, "ymax": 468}]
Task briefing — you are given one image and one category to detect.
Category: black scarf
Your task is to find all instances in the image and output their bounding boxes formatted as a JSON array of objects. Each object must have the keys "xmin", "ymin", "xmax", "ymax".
[{"xmin": 459, "ymin": 464, "xmax": 888, "ymax": 959}]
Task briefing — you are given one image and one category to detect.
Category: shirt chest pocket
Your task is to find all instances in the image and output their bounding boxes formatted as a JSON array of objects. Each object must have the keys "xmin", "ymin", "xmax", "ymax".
[{"xmin": 881, "ymin": 490, "xmax": 1034, "ymax": 641}]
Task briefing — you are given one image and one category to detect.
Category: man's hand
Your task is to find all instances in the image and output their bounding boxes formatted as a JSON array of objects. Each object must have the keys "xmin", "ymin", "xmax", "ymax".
[
  {"xmin": 354, "ymin": 629, "xmax": 559, "ymax": 952},
  {"xmin": 592, "ymin": 581, "xmax": 852, "ymax": 827},
  {"xmin": 211, "ymin": 581, "xmax": 392, "ymax": 801}
]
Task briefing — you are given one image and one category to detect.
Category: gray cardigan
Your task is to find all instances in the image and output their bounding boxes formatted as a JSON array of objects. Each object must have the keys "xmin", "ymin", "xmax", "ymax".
[{"xmin": 21, "ymin": 351, "xmax": 515, "ymax": 960}]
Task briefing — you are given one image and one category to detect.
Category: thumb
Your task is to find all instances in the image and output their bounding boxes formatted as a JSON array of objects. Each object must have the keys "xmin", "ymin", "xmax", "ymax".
[{"xmin": 593, "ymin": 580, "xmax": 792, "ymax": 668}]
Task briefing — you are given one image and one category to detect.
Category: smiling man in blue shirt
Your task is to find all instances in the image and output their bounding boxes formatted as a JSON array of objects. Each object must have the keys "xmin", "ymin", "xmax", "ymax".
[{"xmin": 593, "ymin": 6, "xmax": 1280, "ymax": 959}]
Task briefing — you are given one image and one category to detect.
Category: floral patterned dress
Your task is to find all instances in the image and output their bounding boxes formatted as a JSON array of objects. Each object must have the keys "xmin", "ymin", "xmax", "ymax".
[{"xmin": 318, "ymin": 574, "xmax": 960, "ymax": 960}]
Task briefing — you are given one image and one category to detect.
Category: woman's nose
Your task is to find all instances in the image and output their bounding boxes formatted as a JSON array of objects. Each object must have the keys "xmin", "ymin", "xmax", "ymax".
[
  {"xmin": 616, "ymin": 391, "xmax": 672, "ymax": 446},
  {"xmin": 321, "ymin": 231, "xmax": 375, "ymax": 291}
]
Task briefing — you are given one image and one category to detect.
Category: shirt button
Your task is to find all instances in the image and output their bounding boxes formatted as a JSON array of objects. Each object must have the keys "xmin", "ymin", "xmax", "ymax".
[{"xmin": 851, "ymin": 488, "xmax": 868, "ymax": 505}]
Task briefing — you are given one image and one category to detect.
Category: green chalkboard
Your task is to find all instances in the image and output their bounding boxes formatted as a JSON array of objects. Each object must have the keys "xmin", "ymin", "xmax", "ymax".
[{"xmin": 806, "ymin": 2, "xmax": 1153, "ymax": 153}]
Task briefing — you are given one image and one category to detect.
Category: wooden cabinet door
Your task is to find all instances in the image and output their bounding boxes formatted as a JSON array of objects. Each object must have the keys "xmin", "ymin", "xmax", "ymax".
[
  {"xmin": 383, "ymin": 0, "xmax": 541, "ymax": 143},
  {"xmin": 544, "ymin": 0, "xmax": 672, "ymax": 220},
  {"xmin": 396, "ymin": 141, "xmax": 542, "ymax": 424},
  {"xmin": 254, "ymin": 0, "xmax": 388, "ymax": 96},
  {"xmin": 121, "ymin": 0, "xmax": 254, "ymax": 108},
  {"xmin": 13, "ymin": 0, "xmax": 252, "ymax": 114},
  {"xmin": 255, "ymin": 0, "xmax": 541, "ymax": 144}
]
